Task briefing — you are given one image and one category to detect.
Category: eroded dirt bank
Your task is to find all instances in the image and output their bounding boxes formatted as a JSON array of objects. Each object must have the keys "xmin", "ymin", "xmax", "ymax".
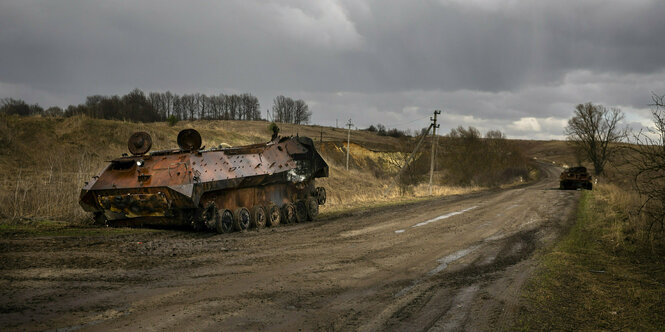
[{"xmin": 0, "ymin": 164, "xmax": 578, "ymax": 331}]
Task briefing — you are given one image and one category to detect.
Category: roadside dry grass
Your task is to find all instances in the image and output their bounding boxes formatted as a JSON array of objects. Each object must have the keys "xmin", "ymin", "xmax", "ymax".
[
  {"xmin": 0, "ymin": 115, "xmax": 480, "ymax": 224},
  {"xmin": 319, "ymin": 161, "xmax": 481, "ymax": 214},
  {"xmin": 516, "ymin": 184, "xmax": 665, "ymax": 331}
]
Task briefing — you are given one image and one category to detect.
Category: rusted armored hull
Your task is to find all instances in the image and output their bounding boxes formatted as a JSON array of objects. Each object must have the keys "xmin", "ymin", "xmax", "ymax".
[
  {"xmin": 80, "ymin": 132, "xmax": 328, "ymax": 232},
  {"xmin": 559, "ymin": 166, "xmax": 592, "ymax": 190}
]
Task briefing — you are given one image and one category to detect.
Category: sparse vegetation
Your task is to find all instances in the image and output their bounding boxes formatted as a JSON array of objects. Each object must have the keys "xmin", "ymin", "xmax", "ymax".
[
  {"xmin": 626, "ymin": 94, "xmax": 665, "ymax": 240},
  {"xmin": 440, "ymin": 126, "xmax": 533, "ymax": 187},
  {"xmin": 0, "ymin": 115, "xmax": 489, "ymax": 224},
  {"xmin": 267, "ymin": 121, "xmax": 280, "ymax": 137},
  {"xmin": 166, "ymin": 114, "xmax": 178, "ymax": 126},
  {"xmin": 517, "ymin": 185, "xmax": 665, "ymax": 330},
  {"xmin": 1, "ymin": 98, "xmax": 44, "ymax": 116}
]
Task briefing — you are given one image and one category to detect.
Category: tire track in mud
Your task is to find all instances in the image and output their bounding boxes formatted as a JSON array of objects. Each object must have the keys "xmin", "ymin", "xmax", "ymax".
[
  {"xmin": 379, "ymin": 190, "xmax": 577, "ymax": 331},
  {"xmin": 381, "ymin": 229, "xmax": 540, "ymax": 330},
  {"xmin": 0, "ymin": 164, "xmax": 578, "ymax": 331}
]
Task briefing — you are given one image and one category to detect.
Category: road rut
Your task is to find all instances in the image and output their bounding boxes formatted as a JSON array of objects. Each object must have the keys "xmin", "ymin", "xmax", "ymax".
[{"xmin": 0, "ymin": 164, "xmax": 578, "ymax": 331}]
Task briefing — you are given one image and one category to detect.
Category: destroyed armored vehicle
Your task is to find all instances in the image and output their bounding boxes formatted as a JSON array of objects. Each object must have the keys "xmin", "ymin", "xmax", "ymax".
[
  {"xmin": 79, "ymin": 129, "xmax": 328, "ymax": 233},
  {"xmin": 559, "ymin": 166, "xmax": 592, "ymax": 190}
]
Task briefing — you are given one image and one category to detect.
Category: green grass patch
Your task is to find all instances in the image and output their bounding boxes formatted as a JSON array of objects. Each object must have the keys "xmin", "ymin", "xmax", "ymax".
[{"xmin": 516, "ymin": 190, "xmax": 665, "ymax": 330}]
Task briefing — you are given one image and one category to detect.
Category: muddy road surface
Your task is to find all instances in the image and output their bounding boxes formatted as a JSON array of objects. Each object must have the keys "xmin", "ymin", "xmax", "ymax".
[{"xmin": 1, "ymin": 164, "xmax": 579, "ymax": 331}]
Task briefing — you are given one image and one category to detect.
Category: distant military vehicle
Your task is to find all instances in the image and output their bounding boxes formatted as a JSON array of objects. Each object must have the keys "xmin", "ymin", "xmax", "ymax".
[
  {"xmin": 559, "ymin": 166, "xmax": 592, "ymax": 190},
  {"xmin": 79, "ymin": 128, "xmax": 328, "ymax": 233}
]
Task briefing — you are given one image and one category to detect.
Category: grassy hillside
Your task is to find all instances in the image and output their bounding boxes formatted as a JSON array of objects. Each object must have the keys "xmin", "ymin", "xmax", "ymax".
[{"xmin": 0, "ymin": 115, "xmax": 482, "ymax": 223}]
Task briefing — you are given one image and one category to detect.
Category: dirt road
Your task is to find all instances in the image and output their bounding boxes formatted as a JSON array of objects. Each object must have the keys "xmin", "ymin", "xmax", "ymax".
[{"xmin": 1, "ymin": 164, "xmax": 579, "ymax": 331}]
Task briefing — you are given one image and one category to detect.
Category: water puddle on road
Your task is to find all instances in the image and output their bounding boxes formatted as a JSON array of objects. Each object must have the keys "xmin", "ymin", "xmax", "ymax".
[
  {"xmin": 394, "ymin": 244, "xmax": 481, "ymax": 298},
  {"xmin": 394, "ymin": 206, "xmax": 478, "ymax": 234}
]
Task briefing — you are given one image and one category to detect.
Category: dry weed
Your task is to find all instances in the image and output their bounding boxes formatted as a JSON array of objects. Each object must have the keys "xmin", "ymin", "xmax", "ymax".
[
  {"xmin": 591, "ymin": 182, "xmax": 660, "ymax": 252},
  {"xmin": 0, "ymin": 116, "xmax": 488, "ymax": 224}
]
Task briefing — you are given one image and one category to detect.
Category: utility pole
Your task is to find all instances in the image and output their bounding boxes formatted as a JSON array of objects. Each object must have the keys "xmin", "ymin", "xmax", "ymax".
[
  {"xmin": 384, "ymin": 124, "xmax": 433, "ymax": 196},
  {"xmin": 429, "ymin": 110, "xmax": 441, "ymax": 195},
  {"xmin": 320, "ymin": 128, "xmax": 323, "ymax": 150},
  {"xmin": 346, "ymin": 118, "xmax": 353, "ymax": 170},
  {"xmin": 336, "ymin": 119, "xmax": 339, "ymax": 128}
]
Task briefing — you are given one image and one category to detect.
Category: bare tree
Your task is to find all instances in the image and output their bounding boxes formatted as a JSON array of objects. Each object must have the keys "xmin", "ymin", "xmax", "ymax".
[
  {"xmin": 163, "ymin": 91, "xmax": 174, "ymax": 118},
  {"xmin": 272, "ymin": 96, "xmax": 309, "ymax": 124},
  {"xmin": 227, "ymin": 94, "xmax": 240, "ymax": 120},
  {"xmin": 628, "ymin": 94, "xmax": 665, "ymax": 234},
  {"xmin": 241, "ymin": 93, "xmax": 260, "ymax": 120},
  {"xmin": 445, "ymin": 126, "xmax": 482, "ymax": 185},
  {"xmin": 272, "ymin": 95, "xmax": 290, "ymax": 123},
  {"xmin": 1, "ymin": 98, "xmax": 43, "ymax": 116},
  {"xmin": 181, "ymin": 94, "xmax": 196, "ymax": 120},
  {"xmin": 148, "ymin": 92, "xmax": 162, "ymax": 118},
  {"xmin": 172, "ymin": 95, "xmax": 183, "ymax": 120},
  {"xmin": 293, "ymin": 99, "xmax": 311, "ymax": 124},
  {"xmin": 5, "ymin": 89, "xmax": 262, "ymax": 122},
  {"xmin": 564, "ymin": 102, "xmax": 626, "ymax": 175}
]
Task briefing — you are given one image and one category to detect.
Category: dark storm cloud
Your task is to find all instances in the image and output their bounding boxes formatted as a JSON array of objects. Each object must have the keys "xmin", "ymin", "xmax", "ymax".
[{"xmin": 1, "ymin": 0, "xmax": 665, "ymax": 138}]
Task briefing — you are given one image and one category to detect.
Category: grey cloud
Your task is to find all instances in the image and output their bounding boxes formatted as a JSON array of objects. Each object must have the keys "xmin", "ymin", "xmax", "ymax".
[{"xmin": 1, "ymin": 0, "xmax": 665, "ymax": 140}]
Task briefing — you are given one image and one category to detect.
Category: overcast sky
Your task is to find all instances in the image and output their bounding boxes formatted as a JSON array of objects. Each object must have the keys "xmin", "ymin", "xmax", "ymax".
[{"xmin": 2, "ymin": 0, "xmax": 665, "ymax": 139}]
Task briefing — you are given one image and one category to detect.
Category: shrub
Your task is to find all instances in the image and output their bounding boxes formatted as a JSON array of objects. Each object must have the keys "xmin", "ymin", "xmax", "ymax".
[{"xmin": 167, "ymin": 115, "xmax": 178, "ymax": 126}]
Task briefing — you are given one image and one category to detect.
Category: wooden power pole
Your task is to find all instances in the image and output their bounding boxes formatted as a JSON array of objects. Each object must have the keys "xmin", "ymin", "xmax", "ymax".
[
  {"xmin": 429, "ymin": 110, "xmax": 441, "ymax": 195},
  {"xmin": 346, "ymin": 118, "xmax": 353, "ymax": 170}
]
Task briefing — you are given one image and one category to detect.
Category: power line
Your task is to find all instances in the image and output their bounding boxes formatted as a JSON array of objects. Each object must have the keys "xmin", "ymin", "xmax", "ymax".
[{"xmin": 380, "ymin": 115, "xmax": 430, "ymax": 128}]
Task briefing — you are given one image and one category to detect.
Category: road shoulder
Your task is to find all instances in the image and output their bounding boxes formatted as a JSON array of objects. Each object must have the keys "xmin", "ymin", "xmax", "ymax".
[{"xmin": 516, "ymin": 186, "xmax": 665, "ymax": 330}]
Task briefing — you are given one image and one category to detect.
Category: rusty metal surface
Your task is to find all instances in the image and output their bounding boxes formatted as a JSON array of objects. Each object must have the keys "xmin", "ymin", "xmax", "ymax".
[
  {"xmin": 98, "ymin": 192, "xmax": 170, "ymax": 218},
  {"xmin": 80, "ymin": 131, "xmax": 328, "ymax": 226},
  {"xmin": 177, "ymin": 129, "xmax": 202, "ymax": 151},
  {"xmin": 559, "ymin": 166, "xmax": 592, "ymax": 190},
  {"xmin": 559, "ymin": 166, "xmax": 592, "ymax": 181},
  {"xmin": 127, "ymin": 131, "xmax": 153, "ymax": 155}
]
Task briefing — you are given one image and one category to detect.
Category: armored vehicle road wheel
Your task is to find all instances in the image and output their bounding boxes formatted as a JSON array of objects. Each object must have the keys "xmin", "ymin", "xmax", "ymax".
[
  {"xmin": 267, "ymin": 204, "xmax": 281, "ymax": 227},
  {"xmin": 234, "ymin": 207, "xmax": 251, "ymax": 231},
  {"xmin": 316, "ymin": 187, "xmax": 327, "ymax": 205},
  {"xmin": 306, "ymin": 197, "xmax": 319, "ymax": 221},
  {"xmin": 251, "ymin": 206, "xmax": 267, "ymax": 229},
  {"xmin": 281, "ymin": 203, "xmax": 297, "ymax": 224},
  {"xmin": 93, "ymin": 212, "xmax": 108, "ymax": 226},
  {"xmin": 295, "ymin": 200, "xmax": 308, "ymax": 223},
  {"xmin": 216, "ymin": 209, "xmax": 234, "ymax": 234},
  {"xmin": 200, "ymin": 203, "xmax": 219, "ymax": 230}
]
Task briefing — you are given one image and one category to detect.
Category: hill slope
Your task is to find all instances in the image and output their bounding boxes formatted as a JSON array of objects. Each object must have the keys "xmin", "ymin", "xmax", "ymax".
[{"xmin": 0, "ymin": 115, "xmax": 482, "ymax": 222}]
